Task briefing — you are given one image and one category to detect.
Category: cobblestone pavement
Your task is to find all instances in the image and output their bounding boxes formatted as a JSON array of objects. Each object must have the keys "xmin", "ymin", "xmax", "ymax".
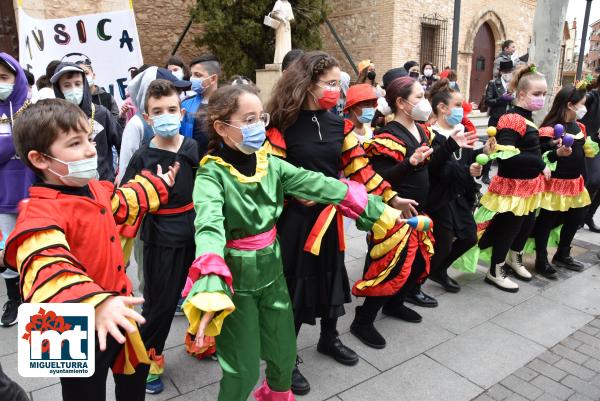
[{"xmin": 2, "ymin": 223, "xmax": 600, "ymax": 400}]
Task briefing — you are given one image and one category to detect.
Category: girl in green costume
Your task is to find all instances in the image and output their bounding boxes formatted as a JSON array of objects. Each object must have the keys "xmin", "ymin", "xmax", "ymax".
[{"xmin": 181, "ymin": 84, "xmax": 403, "ymax": 401}]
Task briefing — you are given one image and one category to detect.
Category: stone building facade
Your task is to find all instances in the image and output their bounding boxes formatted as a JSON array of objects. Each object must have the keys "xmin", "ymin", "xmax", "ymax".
[
  {"xmin": 587, "ymin": 19, "xmax": 600, "ymax": 72},
  {"xmin": 321, "ymin": 0, "xmax": 537, "ymax": 101}
]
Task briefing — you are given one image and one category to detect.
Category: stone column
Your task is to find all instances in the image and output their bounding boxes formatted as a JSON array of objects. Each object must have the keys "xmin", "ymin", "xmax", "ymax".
[{"xmin": 529, "ymin": 0, "xmax": 569, "ymax": 119}]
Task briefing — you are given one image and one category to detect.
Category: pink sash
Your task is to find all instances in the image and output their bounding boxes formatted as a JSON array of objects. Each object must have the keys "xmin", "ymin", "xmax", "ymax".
[{"xmin": 226, "ymin": 227, "xmax": 277, "ymax": 251}]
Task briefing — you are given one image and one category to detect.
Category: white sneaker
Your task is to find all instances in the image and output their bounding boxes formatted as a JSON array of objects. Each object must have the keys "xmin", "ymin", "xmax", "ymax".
[
  {"xmin": 485, "ymin": 264, "xmax": 519, "ymax": 292},
  {"xmin": 505, "ymin": 250, "xmax": 532, "ymax": 281}
]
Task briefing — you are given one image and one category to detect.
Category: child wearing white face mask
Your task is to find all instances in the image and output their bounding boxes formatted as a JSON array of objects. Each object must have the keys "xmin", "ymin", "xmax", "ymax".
[
  {"xmin": 4, "ymin": 98, "xmax": 179, "ymax": 401},
  {"xmin": 530, "ymin": 84, "xmax": 598, "ymax": 278},
  {"xmin": 120, "ymin": 80, "xmax": 202, "ymax": 395}
]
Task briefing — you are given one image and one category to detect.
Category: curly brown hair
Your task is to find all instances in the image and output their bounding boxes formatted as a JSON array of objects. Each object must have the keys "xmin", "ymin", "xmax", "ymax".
[
  {"xmin": 267, "ymin": 51, "xmax": 339, "ymax": 133},
  {"xmin": 206, "ymin": 84, "xmax": 260, "ymax": 154}
]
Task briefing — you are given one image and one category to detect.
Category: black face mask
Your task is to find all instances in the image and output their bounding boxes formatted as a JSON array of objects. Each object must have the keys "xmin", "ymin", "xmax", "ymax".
[
  {"xmin": 367, "ymin": 70, "xmax": 376, "ymax": 81},
  {"xmin": 409, "ymin": 71, "xmax": 419, "ymax": 79}
]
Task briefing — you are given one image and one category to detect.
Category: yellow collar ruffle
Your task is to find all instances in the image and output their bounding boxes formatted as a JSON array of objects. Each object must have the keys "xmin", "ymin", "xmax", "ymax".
[{"xmin": 200, "ymin": 146, "xmax": 269, "ymax": 183}]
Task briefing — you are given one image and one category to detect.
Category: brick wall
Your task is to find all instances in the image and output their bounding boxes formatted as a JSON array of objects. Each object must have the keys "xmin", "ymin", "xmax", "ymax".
[{"xmin": 322, "ymin": 0, "xmax": 537, "ymax": 98}]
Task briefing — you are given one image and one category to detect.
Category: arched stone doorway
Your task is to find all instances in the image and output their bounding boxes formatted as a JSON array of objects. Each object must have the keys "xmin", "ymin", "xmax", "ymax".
[
  {"xmin": 458, "ymin": 10, "xmax": 506, "ymax": 102},
  {"xmin": 469, "ymin": 23, "xmax": 495, "ymax": 103}
]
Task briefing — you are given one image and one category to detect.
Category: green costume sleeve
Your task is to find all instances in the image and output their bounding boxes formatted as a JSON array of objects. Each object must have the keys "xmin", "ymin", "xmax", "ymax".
[{"xmin": 272, "ymin": 155, "xmax": 400, "ymax": 237}]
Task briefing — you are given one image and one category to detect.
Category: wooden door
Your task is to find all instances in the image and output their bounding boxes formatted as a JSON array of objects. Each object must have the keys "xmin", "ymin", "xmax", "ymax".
[
  {"xmin": 0, "ymin": 1, "xmax": 18, "ymax": 56},
  {"xmin": 469, "ymin": 22, "xmax": 495, "ymax": 103}
]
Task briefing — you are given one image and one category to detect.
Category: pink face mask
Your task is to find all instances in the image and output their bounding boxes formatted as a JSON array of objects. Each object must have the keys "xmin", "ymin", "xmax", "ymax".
[{"xmin": 527, "ymin": 96, "xmax": 545, "ymax": 111}]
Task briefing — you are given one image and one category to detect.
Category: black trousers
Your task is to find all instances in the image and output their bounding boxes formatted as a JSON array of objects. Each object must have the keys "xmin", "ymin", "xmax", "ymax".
[
  {"xmin": 534, "ymin": 207, "xmax": 586, "ymax": 260},
  {"xmin": 141, "ymin": 244, "xmax": 194, "ymax": 357},
  {"xmin": 359, "ymin": 251, "xmax": 427, "ymax": 321},
  {"xmin": 585, "ymin": 190, "xmax": 600, "ymax": 221},
  {"xmin": 61, "ymin": 334, "xmax": 149, "ymax": 401},
  {"xmin": 479, "ymin": 211, "xmax": 536, "ymax": 266},
  {"xmin": 430, "ymin": 223, "xmax": 477, "ymax": 276}
]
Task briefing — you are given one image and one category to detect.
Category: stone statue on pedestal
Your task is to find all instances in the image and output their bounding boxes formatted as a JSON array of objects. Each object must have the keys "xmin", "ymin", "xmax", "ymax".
[{"xmin": 264, "ymin": 0, "xmax": 294, "ymax": 64}]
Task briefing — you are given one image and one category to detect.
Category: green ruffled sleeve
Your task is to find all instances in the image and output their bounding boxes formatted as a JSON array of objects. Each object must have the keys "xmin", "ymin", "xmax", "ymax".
[
  {"xmin": 489, "ymin": 144, "xmax": 521, "ymax": 160},
  {"xmin": 584, "ymin": 137, "xmax": 600, "ymax": 158},
  {"xmin": 183, "ymin": 275, "xmax": 235, "ymax": 337},
  {"xmin": 543, "ymin": 151, "xmax": 558, "ymax": 172}
]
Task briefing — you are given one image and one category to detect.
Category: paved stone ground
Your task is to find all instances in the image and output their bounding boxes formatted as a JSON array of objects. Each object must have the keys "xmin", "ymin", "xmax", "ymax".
[{"xmin": 2, "ymin": 218, "xmax": 600, "ymax": 400}]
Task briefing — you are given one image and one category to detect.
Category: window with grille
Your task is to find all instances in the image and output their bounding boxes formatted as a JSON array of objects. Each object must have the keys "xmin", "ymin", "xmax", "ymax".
[{"xmin": 420, "ymin": 14, "xmax": 448, "ymax": 71}]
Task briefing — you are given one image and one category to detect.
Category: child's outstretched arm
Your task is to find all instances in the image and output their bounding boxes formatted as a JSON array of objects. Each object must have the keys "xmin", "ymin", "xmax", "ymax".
[
  {"xmin": 111, "ymin": 161, "xmax": 180, "ymax": 226},
  {"xmin": 180, "ymin": 172, "xmax": 235, "ymax": 348}
]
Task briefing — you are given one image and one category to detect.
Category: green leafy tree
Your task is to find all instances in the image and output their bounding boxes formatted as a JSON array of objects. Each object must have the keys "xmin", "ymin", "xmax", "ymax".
[{"xmin": 191, "ymin": 0, "xmax": 329, "ymax": 80}]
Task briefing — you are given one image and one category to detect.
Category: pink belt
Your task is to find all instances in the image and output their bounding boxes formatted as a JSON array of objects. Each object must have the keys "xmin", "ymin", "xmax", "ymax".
[{"xmin": 226, "ymin": 227, "xmax": 277, "ymax": 251}]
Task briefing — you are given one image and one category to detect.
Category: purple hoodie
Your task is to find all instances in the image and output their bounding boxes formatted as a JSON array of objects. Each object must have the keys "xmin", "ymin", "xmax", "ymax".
[{"xmin": 0, "ymin": 52, "xmax": 36, "ymax": 214}]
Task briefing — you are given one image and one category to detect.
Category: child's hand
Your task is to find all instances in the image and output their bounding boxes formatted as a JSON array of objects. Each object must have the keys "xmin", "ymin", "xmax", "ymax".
[
  {"xmin": 452, "ymin": 129, "xmax": 478, "ymax": 149},
  {"xmin": 194, "ymin": 311, "xmax": 215, "ymax": 349},
  {"xmin": 389, "ymin": 196, "xmax": 418, "ymax": 218},
  {"xmin": 156, "ymin": 162, "xmax": 181, "ymax": 187},
  {"xmin": 557, "ymin": 146, "xmax": 572, "ymax": 157},
  {"xmin": 543, "ymin": 166, "xmax": 552, "ymax": 180},
  {"xmin": 409, "ymin": 146, "xmax": 433, "ymax": 166},
  {"xmin": 95, "ymin": 296, "xmax": 145, "ymax": 351},
  {"xmin": 295, "ymin": 197, "xmax": 317, "ymax": 207},
  {"xmin": 483, "ymin": 137, "xmax": 497, "ymax": 155},
  {"xmin": 469, "ymin": 163, "xmax": 483, "ymax": 177}
]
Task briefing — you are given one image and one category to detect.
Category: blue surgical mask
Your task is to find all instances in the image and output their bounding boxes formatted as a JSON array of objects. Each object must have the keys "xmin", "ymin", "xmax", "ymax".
[
  {"xmin": 357, "ymin": 107, "xmax": 375, "ymax": 124},
  {"xmin": 0, "ymin": 83, "xmax": 14, "ymax": 101},
  {"xmin": 190, "ymin": 77, "xmax": 204, "ymax": 94},
  {"xmin": 225, "ymin": 121, "xmax": 266, "ymax": 154},
  {"xmin": 63, "ymin": 87, "xmax": 84, "ymax": 105},
  {"xmin": 151, "ymin": 113, "xmax": 181, "ymax": 138},
  {"xmin": 446, "ymin": 107, "xmax": 464, "ymax": 126}
]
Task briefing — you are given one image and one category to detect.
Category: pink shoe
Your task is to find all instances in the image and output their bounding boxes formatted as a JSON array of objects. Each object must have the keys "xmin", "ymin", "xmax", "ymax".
[{"xmin": 253, "ymin": 380, "xmax": 295, "ymax": 401}]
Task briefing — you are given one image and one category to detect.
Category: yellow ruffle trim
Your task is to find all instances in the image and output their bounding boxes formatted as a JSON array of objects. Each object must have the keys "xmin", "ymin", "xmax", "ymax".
[
  {"xmin": 540, "ymin": 189, "xmax": 591, "ymax": 211},
  {"xmin": 372, "ymin": 205, "xmax": 402, "ymax": 240},
  {"xmin": 200, "ymin": 146, "xmax": 269, "ymax": 183},
  {"xmin": 183, "ymin": 291, "xmax": 235, "ymax": 337},
  {"xmin": 480, "ymin": 191, "xmax": 542, "ymax": 216}
]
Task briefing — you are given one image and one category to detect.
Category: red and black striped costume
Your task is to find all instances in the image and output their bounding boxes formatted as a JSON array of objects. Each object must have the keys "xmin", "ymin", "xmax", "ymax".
[{"xmin": 3, "ymin": 172, "xmax": 169, "ymax": 400}]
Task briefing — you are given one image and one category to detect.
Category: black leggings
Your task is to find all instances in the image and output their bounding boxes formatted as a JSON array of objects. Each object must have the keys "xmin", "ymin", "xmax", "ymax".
[
  {"xmin": 359, "ymin": 251, "xmax": 427, "ymax": 321},
  {"xmin": 534, "ymin": 207, "xmax": 586, "ymax": 259},
  {"xmin": 61, "ymin": 333, "xmax": 149, "ymax": 401},
  {"xmin": 479, "ymin": 211, "xmax": 536, "ymax": 266},
  {"xmin": 295, "ymin": 316, "xmax": 338, "ymax": 339},
  {"xmin": 430, "ymin": 224, "xmax": 477, "ymax": 276},
  {"xmin": 585, "ymin": 190, "xmax": 600, "ymax": 220}
]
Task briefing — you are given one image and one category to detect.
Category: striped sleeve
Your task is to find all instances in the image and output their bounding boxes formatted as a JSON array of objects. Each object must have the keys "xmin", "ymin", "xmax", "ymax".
[
  {"xmin": 497, "ymin": 113, "xmax": 527, "ymax": 137},
  {"xmin": 112, "ymin": 170, "xmax": 169, "ymax": 225},
  {"xmin": 364, "ymin": 132, "xmax": 407, "ymax": 161},
  {"xmin": 342, "ymin": 126, "xmax": 397, "ymax": 203},
  {"xmin": 11, "ymin": 229, "xmax": 113, "ymax": 307},
  {"xmin": 265, "ymin": 127, "xmax": 287, "ymax": 158}
]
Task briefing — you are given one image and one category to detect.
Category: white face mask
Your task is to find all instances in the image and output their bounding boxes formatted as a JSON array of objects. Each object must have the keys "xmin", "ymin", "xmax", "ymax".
[
  {"xmin": 63, "ymin": 87, "xmax": 84, "ymax": 105},
  {"xmin": 406, "ymin": 98, "xmax": 433, "ymax": 121},
  {"xmin": 423, "ymin": 69, "xmax": 433, "ymax": 77},
  {"xmin": 45, "ymin": 154, "xmax": 98, "ymax": 187},
  {"xmin": 501, "ymin": 73, "xmax": 512, "ymax": 82},
  {"xmin": 86, "ymin": 75, "xmax": 95, "ymax": 86},
  {"xmin": 574, "ymin": 105, "xmax": 587, "ymax": 120},
  {"xmin": 172, "ymin": 69, "xmax": 184, "ymax": 80}
]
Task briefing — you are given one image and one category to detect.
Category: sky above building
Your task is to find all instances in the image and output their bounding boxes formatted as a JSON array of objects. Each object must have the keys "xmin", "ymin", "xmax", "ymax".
[{"xmin": 567, "ymin": 0, "xmax": 600, "ymax": 55}]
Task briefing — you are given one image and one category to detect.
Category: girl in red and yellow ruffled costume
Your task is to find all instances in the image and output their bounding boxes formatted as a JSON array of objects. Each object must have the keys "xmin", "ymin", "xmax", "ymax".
[
  {"xmin": 459, "ymin": 65, "xmax": 550, "ymax": 292},
  {"xmin": 532, "ymin": 83, "xmax": 598, "ymax": 277}
]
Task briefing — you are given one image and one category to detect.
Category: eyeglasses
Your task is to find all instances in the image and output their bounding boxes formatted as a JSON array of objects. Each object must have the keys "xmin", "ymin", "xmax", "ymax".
[
  {"xmin": 228, "ymin": 112, "xmax": 270, "ymax": 127},
  {"xmin": 317, "ymin": 79, "xmax": 341, "ymax": 91}
]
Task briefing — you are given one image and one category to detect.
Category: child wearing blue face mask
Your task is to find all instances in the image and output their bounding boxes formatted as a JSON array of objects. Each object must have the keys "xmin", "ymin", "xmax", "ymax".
[
  {"xmin": 344, "ymin": 83, "xmax": 377, "ymax": 143},
  {"xmin": 121, "ymin": 79, "xmax": 202, "ymax": 394},
  {"xmin": 425, "ymin": 79, "xmax": 492, "ymax": 293}
]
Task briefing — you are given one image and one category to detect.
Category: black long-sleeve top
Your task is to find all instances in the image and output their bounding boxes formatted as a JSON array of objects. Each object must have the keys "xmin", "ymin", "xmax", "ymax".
[
  {"xmin": 496, "ymin": 106, "xmax": 545, "ymax": 179},
  {"xmin": 540, "ymin": 121, "xmax": 586, "ymax": 180},
  {"xmin": 367, "ymin": 121, "xmax": 456, "ymax": 212}
]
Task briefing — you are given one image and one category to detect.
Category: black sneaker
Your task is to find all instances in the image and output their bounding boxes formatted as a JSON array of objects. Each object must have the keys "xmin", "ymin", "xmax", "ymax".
[
  {"xmin": 291, "ymin": 357, "xmax": 310, "ymax": 396},
  {"xmin": 1, "ymin": 299, "xmax": 21, "ymax": 327},
  {"xmin": 552, "ymin": 255, "xmax": 584, "ymax": 272}
]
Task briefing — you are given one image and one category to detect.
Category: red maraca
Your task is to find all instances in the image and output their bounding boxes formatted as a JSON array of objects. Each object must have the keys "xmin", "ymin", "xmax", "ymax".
[
  {"xmin": 553, "ymin": 124, "xmax": 564, "ymax": 139},
  {"xmin": 562, "ymin": 134, "xmax": 574, "ymax": 148}
]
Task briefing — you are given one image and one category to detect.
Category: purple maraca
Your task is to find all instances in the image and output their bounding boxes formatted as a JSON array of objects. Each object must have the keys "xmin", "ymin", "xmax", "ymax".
[
  {"xmin": 562, "ymin": 134, "xmax": 574, "ymax": 148},
  {"xmin": 553, "ymin": 124, "xmax": 564, "ymax": 139}
]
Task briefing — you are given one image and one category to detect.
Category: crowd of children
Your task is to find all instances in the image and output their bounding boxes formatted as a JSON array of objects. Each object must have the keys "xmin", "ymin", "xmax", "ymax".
[{"xmin": 0, "ymin": 46, "xmax": 599, "ymax": 401}]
